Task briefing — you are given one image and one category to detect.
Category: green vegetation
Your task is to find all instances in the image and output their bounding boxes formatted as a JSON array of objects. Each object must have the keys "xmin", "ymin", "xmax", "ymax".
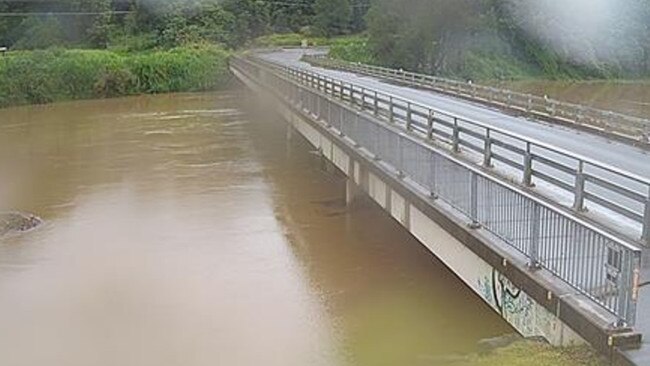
[
  {"xmin": 359, "ymin": 0, "xmax": 650, "ymax": 81},
  {"xmin": 461, "ymin": 340, "xmax": 607, "ymax": 366},
  {"xmin": 0, "ymin": 0, "xmax": 370, "ymax": 107},
  {"xmin": 0, "ymin": 44, "xmax": 230, "ymax": 108},
  {"xmin": 328, "ymin": 35, "xmax": 376, "ymax": 65},
  {"xmin": 1, "ymin": 0, "xmax": 648, "ymax": 100},
  {"xmin": 253, "ymin": 33, "xmax": 328, "ymax": 48}
]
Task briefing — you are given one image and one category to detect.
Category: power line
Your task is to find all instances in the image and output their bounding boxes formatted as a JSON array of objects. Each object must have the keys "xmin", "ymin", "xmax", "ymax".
[{"xmin": 0, "ymin": 11, "xmax": 133, "ymax": 17}]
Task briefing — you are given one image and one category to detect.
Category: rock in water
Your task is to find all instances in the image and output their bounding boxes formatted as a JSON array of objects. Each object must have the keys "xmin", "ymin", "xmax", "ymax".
[{"xmin": 0, "ymin": 212, "xmax": 42, "ymax": 236}]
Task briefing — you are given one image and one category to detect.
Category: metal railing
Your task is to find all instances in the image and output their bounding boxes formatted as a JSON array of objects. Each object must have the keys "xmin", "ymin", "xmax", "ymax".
[
  {"xmin": 257, "ymin": 55, "xmax": 650, "ymax": 247},
  {"xmin": 231, "ymin": 55, "xmax": 642, "ymax": 326},
  {"xmin": 304, "ymin": 55, "xmax": 650, "ymax": 144}
]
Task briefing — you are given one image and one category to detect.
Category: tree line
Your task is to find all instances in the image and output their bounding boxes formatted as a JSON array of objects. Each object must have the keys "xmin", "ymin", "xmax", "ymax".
[
  {"xmin": 365, "ymin": 0, "xmax": 650, "ymax": 78},
  {"xmin": 1, "ymin": 0, "xmax": 648, "ymax": 78},
  {"xmin": 0, "ymin": 0, "xmax": 369, "ymax": 50}
]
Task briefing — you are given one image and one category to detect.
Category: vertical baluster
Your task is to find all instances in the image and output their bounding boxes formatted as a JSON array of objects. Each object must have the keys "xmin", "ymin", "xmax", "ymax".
[
  {"xmin": 529, "ymin": 204, "xmax": 541, "ymax": 269},
  {"xmin": 469, "ymin": 173, "xmax": 480, "ymax": 228}
]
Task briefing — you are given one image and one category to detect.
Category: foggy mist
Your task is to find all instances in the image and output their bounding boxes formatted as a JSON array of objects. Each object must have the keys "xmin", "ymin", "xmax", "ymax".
[{"xmin": 505, "ymin": 0, "xmax": 645, "ymax": 67}]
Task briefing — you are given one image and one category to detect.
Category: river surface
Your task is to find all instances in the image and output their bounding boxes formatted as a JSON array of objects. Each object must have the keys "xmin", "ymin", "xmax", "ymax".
[
  {"xmin": 492, "ymin": 79, "xmax": 650, "ymax": 119},
  {"xmin": 0, "ymin": 91, "xmax": 512, "ymax": 366}
]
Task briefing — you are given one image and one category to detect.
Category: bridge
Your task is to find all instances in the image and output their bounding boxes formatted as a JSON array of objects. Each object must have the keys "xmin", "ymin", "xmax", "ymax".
[{"xmin": 230, "ymin": 49, "xmax": 650, "ymax": 365}]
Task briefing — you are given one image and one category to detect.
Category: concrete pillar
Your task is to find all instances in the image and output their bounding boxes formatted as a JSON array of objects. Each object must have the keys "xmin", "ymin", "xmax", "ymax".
[{"xmin": 346, "ymin": 156, "xmax": 360, "ymax": 206}]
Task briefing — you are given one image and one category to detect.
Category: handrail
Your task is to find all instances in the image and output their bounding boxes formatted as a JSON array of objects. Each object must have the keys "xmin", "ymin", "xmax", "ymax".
[
  {"xmin": 304, "ymin": 55, "xmax": 650, "ymax": 145},
  {"xmin": 254, "ymin": 54, "xmax": 650, "ymax": 246}
]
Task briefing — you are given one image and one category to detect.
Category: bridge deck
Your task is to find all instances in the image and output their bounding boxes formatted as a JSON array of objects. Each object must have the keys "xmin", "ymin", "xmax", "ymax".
[
  {"xmin": 254, "ymin": 49, "xmax": 650, "ymax": 363},
  {"xmin": 259, "ymin": 49, "xmax": 650, "ymax": 182}
]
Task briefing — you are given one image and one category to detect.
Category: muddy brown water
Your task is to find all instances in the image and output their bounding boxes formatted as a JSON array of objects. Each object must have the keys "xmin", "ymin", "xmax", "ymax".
[
  {"xmin": 492, "ymin": 79, "xmax": 650, "ymax": 119},
  {"xmin": 0, "ymin": 91, "xmax": 512, "ymax": 366}
]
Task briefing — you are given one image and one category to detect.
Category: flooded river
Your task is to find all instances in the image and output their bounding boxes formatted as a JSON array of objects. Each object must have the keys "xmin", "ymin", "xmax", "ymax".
[
  {"xmin": 0, "ymin": 91, "xmax": 512, "ymax": 366},
  {"xmin": 493, "ymin": 79, "xmax": 650, "ymax": 119}
]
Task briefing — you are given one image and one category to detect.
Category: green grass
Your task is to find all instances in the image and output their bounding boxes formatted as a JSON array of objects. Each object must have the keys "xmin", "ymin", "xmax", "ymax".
[
  {"xmin": 253, "ymin": 33, "xmax": 329, "ymax": 47},
  {"xmin": 0, "ymin": 44, "xmax": 230, "ymax": 108},
  {"xmin": 460, "ymin": 340, "xmax": 607, "ymax": 366},
  {"xmin": 328, "ymin": 35, "xmax": 377, "ymax": 65}
]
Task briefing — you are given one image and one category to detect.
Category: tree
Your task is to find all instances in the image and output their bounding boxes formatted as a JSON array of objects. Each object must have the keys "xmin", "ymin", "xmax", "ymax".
[
  {"xmin": 313, "ymin": 0, "xmax": 351, "ymax": 37},
  {"xmin": 12, "ymin": 16, "xmax": 66, "ymax": 50},
  {"xmin": 222, "ymin": 0, "xmax": 269, "ymax": 45}
]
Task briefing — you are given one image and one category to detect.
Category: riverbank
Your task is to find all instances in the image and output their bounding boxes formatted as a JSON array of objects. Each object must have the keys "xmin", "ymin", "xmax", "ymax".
[
  {"xmin": 460, "ymin": 340, "xmax": 607, "ymax": 366},
  {"xmin": 0, "ymin": 44, "xmax": 230, "ymax": 108}
]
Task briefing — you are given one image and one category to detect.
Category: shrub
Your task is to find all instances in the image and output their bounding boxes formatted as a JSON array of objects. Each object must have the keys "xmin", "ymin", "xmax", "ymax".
[{"xmin": 0, "ymin": 44, "xmax": 230, "ymax": 108}]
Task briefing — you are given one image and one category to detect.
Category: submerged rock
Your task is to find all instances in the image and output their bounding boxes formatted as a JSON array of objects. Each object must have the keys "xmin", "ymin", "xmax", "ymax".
[{"xmin": 0, "ymin": 212, "xmax": 42, "ymax": 236}]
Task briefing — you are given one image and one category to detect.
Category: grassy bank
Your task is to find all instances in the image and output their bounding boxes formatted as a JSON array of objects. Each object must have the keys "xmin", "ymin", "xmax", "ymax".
[
  {"xmin": 0, "ymin": 44, "xmax": 230, "ymax": 108},
  {"xmin": 460, "ymin": 340, "xmax": 607, "ymax": 366}
]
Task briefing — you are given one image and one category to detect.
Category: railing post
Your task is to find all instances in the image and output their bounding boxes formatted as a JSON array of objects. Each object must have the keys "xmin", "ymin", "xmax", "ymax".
[
  {"xmin": 427, "ymin": 110, "xmax": 435, "ymax": 139},
  {"xmin": 523, "ymin": 142, "xmax": 533, "ymax": 186},
  {"xmin": 406, "ymin": 102, "xmax": 412, "ymax": 131},
  {"xmin": 389, "ymin": 96, "xmax": 394, "ymax": 123},
  {"xmin": 397, "ymin": 135, "xmax": 405, "ymax": 178},
  {"xmin": 359, "ymin": 87, "xmax": 365, "ymax": 110},
  {"xmin": 614, "ymin": 251, "xmax": 636, "ymax": 327},
  {"xmin": 642, "ymin": 190, "xmax": 650, "ymax": 246},
  {"xmin": 373, "ymin": 91, "xmax": 378, "ymax": 116},
  {"xmin": 483, "ymin": 128, "xmax": 493, "ymax": 167},
  {"xmin": 452, "ymin": 118, "xmax": 460, "ymax": 153},
  {"xmin": 528, "ymin": 203, "xmax": 541, "ymax": 270},
  {"xmin": 573, "ymin": 161, "xmax": 586, "ymax": 212},
  {"xmin": 469, "ymin": 172, "xmax": 480, "ymax": 228},
  {"xmin": 551, "ymin": 101, "xmax": 557, "ymax": 117},
  {"xmin": 624, "ymin": 252, "xmax": 641, "ymax": 326}
]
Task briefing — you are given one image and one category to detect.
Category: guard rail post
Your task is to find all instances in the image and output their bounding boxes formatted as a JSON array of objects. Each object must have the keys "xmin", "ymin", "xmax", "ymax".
[
  {"xmin": 359, "ymin": 87, "xmax": 365, "ymax": 111},
  {"xmin": 483, "ymin": 129, "xmax": 493, "ymax": 167},
  {"xmin": 642, "ymin": 191, "xmax": 650, "ymax": 246},
  {"xmin": 452, "ymin": 118, "xmax": 460, "ymax": 153},
  {"xmin": 373, "ymin": 91, "xmax": 378, "ymax": 116},
  {"xmin": 523, "ymin": 142, "xmax": 533, "ymax": 186},
  {"xmin": 389, "ymin": 96, "xmax": 394, "ymax": 123},
  {"xmin": 573, "ymin": 161, "xmax": 586, "ymax": 212},
  {"xmin": 406, "ymin": 102, "xmax": 412, "ymax": 131},
  {"xmin": 427, "ymin": 110, "xmax": 435, "ymax": 139}
]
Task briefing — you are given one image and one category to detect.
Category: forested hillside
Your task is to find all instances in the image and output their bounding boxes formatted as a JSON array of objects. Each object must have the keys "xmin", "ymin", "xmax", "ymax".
[
  {"xmin": 0, "ymin": 0, "xmax": 648, "ymax": 82},
  {"xmin": 0, "ymin": 0, "xmax": 369, "ymax": 50},
  {"xmin": 364, "ymin": 0, "xmax": 650, "ymax": 79}
]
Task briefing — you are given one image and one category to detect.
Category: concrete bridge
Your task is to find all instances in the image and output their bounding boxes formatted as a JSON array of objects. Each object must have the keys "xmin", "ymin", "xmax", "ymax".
[{"xmin": 230, "ymin": 49, "xmax": 650, "ymax": 365}]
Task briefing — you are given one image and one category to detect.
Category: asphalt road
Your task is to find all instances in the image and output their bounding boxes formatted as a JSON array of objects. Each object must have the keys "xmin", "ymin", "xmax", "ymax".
[{"xmin": 258, "ymin": 49, "xmax": 650, "ymax": 181}]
